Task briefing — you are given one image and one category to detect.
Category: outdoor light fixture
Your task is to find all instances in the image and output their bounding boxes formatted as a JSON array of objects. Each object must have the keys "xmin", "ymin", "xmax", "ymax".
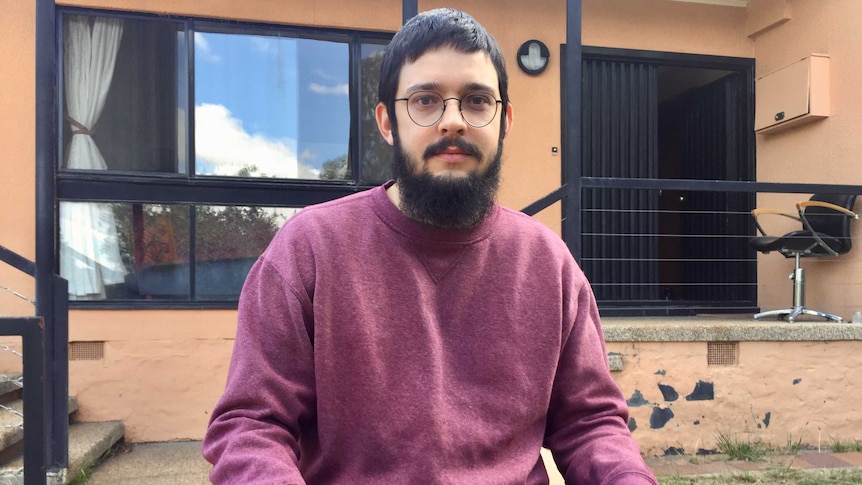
[{"xmin": 517, "ymin": 39, "xmax": 550, "ymax": 75}]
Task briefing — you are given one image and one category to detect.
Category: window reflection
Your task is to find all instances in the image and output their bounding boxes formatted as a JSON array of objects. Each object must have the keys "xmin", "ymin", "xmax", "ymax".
[
  {"xmin": 59, "ymin": 202, "xmax": 297, "ymax": 301},
  {"xmin": 194, "ymin": 32, "xmax": 350, "ymax": 180},
  {"xmin": 360, "ymin": 42, "xmax": 391, "ymax": 184},
  {"xmin": 195, "ymin": 206, "xmax": 298, "ymax": 300}
]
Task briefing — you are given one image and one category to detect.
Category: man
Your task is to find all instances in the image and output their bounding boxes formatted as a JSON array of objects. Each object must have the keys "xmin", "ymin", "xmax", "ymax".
[{"xmin": 203, "ymin": 8, "xmax": 658, "ymax": 484}]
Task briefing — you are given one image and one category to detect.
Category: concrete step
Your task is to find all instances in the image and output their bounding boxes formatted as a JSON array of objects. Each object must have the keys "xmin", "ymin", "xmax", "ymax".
[
  {"xmin": 0, "ymin": 396, "xmax": 78, "ymax": 457},
  {"xmin": 0, "ymin": 420, "xmax": 124, "ymax": 485}
]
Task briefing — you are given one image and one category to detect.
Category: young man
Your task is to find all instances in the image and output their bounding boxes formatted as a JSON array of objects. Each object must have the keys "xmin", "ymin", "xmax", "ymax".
[{"xmin": 203, "ymin": 8, "xmax": 658, "ymax": 484}]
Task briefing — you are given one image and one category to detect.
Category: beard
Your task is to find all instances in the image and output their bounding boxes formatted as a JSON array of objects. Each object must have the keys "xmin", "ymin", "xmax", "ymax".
[{"xmin": 392, "ymin": 134, "xmax": 503, "ymax": 230}]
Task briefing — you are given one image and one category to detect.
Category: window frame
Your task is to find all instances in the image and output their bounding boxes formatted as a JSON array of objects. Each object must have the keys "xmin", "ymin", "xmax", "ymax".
[{"xmin": 56, "ymin": 8, "xmax": 393, "ymax": 309}]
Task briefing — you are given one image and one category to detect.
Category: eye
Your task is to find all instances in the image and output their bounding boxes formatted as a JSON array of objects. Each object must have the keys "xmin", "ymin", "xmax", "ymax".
[
  {"xmin": 410, "ymin": 93, "xmax": 441, "ymax": 108},
  {"xmin": 463, "ymin": 93, "xmax": 494, "ymax": 109}
]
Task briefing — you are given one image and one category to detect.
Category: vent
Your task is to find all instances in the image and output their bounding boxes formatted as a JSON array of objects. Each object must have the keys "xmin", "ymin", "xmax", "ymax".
[
  {"xmin": 707, "ymin": 341, "xmax": 738, "ymax": 367},
  {"xmin": 69, "ymin": 341, "xmax": 104, "ymax": 361}
]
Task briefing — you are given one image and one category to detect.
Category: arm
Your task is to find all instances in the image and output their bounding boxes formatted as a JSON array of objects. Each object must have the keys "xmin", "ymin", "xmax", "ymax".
[
  {"xmin": 544, "ymin": 273, "xmax": 657, "ymax": 485},
  {"xmin": 202, "ymin": 256, "xmax": 316, "ymax": 484}
]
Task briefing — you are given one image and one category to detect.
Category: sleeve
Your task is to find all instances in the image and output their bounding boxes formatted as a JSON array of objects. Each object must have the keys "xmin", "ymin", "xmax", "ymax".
[
  {"xmin": 544, "ymin": 268, "xmax": 658, "ymax": 485},
  {"xmin": 202, "ymin": 254, "xmax": 316, "ymax": 485}
]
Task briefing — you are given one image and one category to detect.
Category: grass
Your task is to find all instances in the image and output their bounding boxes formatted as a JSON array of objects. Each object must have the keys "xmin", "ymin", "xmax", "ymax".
[
  {"xmin": 659, "ymin": 468, "xmax": 862, "ymax": 484},
  {"xmin": 715, "ymin": 432, "xmax": 770, "ymax": 462},
  {"xmin": 655, "ymin": 433, "xmax": 862, "ymax": 484},
  {"xmin": 831, "ymin": 439, "xmax": 862, "ymax": 453}
]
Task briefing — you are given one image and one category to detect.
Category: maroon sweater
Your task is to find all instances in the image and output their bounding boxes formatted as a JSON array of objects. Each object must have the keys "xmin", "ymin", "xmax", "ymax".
[{"xmin": 203, "ymin": 184, "xmax": 657, "ymax": 484}]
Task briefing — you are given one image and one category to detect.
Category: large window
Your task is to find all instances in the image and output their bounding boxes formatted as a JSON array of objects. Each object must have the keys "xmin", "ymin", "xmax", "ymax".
[{"xmin": 57, "ymin": 10, "xmax": 391, "ymax": 306}]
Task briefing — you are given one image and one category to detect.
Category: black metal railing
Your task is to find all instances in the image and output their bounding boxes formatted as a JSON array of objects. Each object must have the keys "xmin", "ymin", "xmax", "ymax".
[
  {"xmin": 522, "ymin": 178, "xmax": 862, "ymax": 317},
  {"xmin": 1, "ymin": 244, "xmax": 68, "ymax": 485}
]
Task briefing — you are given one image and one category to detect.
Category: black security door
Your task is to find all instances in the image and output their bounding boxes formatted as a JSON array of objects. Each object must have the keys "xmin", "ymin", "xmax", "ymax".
[{"xmin": 578, "ymin": 47, "xmax": 755, "ymax": 314}]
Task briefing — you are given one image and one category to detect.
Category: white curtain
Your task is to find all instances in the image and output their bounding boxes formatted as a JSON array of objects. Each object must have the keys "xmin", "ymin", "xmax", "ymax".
[{"xmin": 59, "ymin": 16, "xmax": 126, "ymax": 299}]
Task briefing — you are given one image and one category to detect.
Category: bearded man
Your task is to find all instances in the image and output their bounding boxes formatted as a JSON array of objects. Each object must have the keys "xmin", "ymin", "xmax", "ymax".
[{"xmin": 204, "ymin": 8, "xmax": 658, "ymax": 485}]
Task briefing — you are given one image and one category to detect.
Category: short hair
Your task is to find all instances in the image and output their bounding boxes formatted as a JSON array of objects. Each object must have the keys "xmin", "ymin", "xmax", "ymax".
[{"xmin": 378, "ymin": 8, "xmax": 509, "ymax": 125}]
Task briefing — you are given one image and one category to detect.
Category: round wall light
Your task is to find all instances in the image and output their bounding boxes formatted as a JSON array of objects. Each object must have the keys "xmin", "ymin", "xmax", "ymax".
[{"xmin": 517, "ymin": 39, "xmax": 550, "ymax": 75}]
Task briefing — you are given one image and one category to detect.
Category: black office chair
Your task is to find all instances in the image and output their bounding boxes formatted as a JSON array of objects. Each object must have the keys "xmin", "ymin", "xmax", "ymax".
[{"xmin": 749, "ymin": 193, "xmax": 858, "ymax": 323}]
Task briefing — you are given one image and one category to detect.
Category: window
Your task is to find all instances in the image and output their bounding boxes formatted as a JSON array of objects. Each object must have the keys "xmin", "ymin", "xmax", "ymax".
[{"xmin": 57, "ymin": 10, "xmax": 391, "ymax": 306}]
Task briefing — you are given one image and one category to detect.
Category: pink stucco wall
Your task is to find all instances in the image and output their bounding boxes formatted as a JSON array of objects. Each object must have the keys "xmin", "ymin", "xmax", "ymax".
[{"xmin": 607, "ymin": 334, "xmax": 862, "ymax": 456}]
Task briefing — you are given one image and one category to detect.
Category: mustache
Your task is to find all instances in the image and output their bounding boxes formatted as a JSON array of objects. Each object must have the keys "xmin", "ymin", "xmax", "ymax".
[{"xmin": 422, "ymin": 137, "xmax": 483, "ymax": 161}]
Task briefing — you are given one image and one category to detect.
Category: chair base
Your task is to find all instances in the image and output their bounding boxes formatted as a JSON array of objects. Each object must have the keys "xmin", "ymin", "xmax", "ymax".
[{"xmin": 754, "ymin": 306, "xmax": 844, "ymax": 323}]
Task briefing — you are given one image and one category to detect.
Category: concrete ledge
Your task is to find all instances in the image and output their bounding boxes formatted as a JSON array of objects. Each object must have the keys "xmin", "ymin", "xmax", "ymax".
[{"xmin": 601, "ymin": 317, "xmax": 862, "ymax": 342}]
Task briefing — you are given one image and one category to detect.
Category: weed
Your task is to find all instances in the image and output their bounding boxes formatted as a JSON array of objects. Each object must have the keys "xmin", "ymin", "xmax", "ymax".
[
  {"xmin": 715, "ymin": 432, "xmax": 769, "ymax": 462},
  {"xmin": 658, "ymin": 468, "xmax": 862, "ymax": 484},
  {"xmin": 830, "ymin": 439, "xmax": 862, "ymax": 453},
  {"xmin": 782, "ymin": 433, "xmax": 803, "ymax": 455}
]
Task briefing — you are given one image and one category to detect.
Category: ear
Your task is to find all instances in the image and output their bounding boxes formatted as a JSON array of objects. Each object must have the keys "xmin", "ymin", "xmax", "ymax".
[
  {"xmin": 502, "ymin": 101, "xmax": 513, "ymax": 139},
  {"xmin": 375, "ymin": 102, "xmax": 395, "ymax": 146}
]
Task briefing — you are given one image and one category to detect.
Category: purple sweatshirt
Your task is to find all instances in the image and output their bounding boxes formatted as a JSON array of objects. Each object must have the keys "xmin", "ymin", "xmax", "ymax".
[{"xmin": 203, "ymin": 183, "xmax": 657, "ymax": 484}]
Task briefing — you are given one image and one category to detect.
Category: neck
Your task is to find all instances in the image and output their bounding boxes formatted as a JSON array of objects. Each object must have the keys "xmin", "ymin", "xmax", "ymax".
[{"xmin": 385, "ymin": 181, "xmax": 402, "ymax": 211}]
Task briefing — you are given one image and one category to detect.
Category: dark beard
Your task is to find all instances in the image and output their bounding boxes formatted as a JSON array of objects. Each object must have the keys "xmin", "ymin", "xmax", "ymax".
[{"xmin": 392, "ymin": 135, "xmax": 502, "ymax": 230}]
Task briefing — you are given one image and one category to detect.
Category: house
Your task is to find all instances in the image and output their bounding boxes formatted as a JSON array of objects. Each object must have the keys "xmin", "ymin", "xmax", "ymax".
[{"xmin": 1, "ymin": 0, "xmax": 861, "ymax": 459}]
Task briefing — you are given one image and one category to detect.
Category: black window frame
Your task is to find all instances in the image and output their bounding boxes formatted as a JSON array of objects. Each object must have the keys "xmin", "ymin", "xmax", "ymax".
[{"xmin": 56, "ymin": 7, "xmax": 393, "ymax": 309}]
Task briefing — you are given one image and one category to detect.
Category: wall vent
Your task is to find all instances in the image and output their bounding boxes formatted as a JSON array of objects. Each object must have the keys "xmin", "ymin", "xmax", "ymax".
[
  {"xmin": 69, "ymin": 341, "xmax": 105, "ymax": 361},
  {"xmin": 707, "ymin": 341, "xmax": 738, "ymax": 367}
]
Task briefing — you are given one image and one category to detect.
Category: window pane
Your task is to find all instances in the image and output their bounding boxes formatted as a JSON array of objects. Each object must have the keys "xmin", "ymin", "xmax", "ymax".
[
  {"xmin": 60, "ymin": 202, "xmax": 190, "ymax": 300},
  {"xmin": 194, "ymin": 206, "xmax": 298, "ymax": 300},
  {"xmin": 60, "ymin": 201, "xmax": 130, "ymax": 300},
  {"xmin": 62, "ymin": 15, "xmax": 186, "ymax": 173},
  {"xmin": 360, "ymin": 42, "xmax": 392, "ymax": 184},
  {"xmin": 122, "ymin": 203, "xmax": 191, "ymax": 299},
  {"xmin": 194, "ymin": 32, "xmax": 350, "ymax": 180}
]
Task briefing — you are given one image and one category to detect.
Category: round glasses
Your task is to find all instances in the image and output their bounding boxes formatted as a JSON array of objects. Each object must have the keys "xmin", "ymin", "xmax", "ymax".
[{"xmin": 394, "ymin": 91, "xmax": 503, "ymax": 128}]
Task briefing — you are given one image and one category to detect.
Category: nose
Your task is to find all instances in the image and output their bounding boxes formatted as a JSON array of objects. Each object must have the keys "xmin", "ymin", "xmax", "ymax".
[{"xmin": 437, "ymin": 98, "xmax": 467, "ymax": 134}]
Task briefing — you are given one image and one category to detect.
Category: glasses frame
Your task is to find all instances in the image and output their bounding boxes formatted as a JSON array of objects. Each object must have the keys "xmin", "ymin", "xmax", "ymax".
[{"xmin": 394, "ymin": 91, "xmax": 504, "ymax": 128}]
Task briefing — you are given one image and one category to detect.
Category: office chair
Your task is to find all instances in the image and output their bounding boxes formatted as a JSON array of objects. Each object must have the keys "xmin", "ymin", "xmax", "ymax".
[{"xmin": 749, "ymin": 193, "xmax": 858, "ymax": 323}]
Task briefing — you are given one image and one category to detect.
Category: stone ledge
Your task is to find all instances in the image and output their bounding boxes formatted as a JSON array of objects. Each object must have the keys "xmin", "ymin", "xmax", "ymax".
[{"xmin": 601, "ymin": 316, "xmax": 862, "ymax": 342}]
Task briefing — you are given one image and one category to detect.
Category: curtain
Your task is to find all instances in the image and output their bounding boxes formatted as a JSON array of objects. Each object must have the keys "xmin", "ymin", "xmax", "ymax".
[{"xmin": 59, "ymin": 16, "xmax": 125, "ymax": 299}]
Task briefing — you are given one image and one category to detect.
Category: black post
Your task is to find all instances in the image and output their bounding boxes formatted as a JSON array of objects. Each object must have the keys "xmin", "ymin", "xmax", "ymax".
[
  {"xmin": 402, "ymin": 0, "xmax": 417, "ymax": 24},
  {"xmin": 563, "ymin": 0, "xmax": 583, "ymax": 261},
  {"xmin": 19, "ymin": 317, "xmax": 47, "ymax": 485},
  {"xmin": 34, "ymin": 0, "xmax": 66, "ymax": 472}
]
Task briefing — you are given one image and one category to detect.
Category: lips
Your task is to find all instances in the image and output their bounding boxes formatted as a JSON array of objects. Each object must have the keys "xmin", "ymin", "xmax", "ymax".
[{"xmin": 423, "ymin": 137, "xmax": 483, "ymax": 161}]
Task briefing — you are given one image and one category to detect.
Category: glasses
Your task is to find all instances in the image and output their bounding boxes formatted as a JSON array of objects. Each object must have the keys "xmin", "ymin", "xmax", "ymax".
[{"xmin": 394, "ymin": 91, "xmax": 503, "ymax": 128}]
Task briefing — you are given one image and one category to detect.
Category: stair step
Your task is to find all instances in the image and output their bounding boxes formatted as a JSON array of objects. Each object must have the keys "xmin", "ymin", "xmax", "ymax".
[
  {"xmin": 0, "ymin": 374, "xmax": 22, "ymax": 402},
  {"xmin": 0, "ymin": 396, "xmax": 78, "ymax": 456},
  {"xmin": 0, "ymin": 420, "xmax": 124, "ymax": 485}
]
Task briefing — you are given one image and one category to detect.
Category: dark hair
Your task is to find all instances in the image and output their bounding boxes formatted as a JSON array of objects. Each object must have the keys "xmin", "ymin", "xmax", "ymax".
[{"xmin": 378, "ymin": 8, "xmax": 509, "ymax": 128}]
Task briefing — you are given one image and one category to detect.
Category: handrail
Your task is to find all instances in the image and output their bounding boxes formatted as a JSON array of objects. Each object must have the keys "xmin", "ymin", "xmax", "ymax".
[
  {"xmin": 0, "ymin": 244, "xmax": 48, "ymax": 484},
  {"xmin": 0, "ymin": 245, "xmax": 36, "ymax": 276}
]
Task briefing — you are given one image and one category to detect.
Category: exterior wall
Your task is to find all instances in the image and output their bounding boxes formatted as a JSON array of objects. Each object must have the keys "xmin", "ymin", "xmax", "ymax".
[
  {"xmin": 749, "ymin": 0, "xmax": 862, "ymax": 320},
  {"xmin": 607, "ymin": 336, "xmax": 862, "ymax": 456},
  {"xmin": 1, "ymin": 0, "xmax": 861, "ymax": 448},
  {"xmin": 0, "ymin": 0, "xmax": 37, "ymax": 318}
]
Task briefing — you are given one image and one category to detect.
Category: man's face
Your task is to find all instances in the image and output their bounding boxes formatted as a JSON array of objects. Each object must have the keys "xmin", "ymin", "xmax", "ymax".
[
  {"xmin": 375, "ymin": 47, "xmax": 513, "ymax": 228},
  {"xmin": 377, "ymin": 47, "xmax": 512, "ymax": 179}
]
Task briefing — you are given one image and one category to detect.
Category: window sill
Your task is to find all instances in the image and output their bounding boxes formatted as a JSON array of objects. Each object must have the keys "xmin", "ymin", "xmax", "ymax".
[{"xmin": 601, "ymin": 315, "xmax": 862, "ymax": 342}]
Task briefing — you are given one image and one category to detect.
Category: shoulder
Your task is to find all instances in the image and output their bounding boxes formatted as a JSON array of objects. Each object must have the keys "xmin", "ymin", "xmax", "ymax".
[
  {"xmin": 492, "ymin": 206, "xmax": 590, "ymax": 285},
  {"xmin": 259, "ymin": 188, "xmax": 379, "ymax": 267},
  {"xmin": 494, "ymin": 206, "xmax": 571, "ymax": 252}
]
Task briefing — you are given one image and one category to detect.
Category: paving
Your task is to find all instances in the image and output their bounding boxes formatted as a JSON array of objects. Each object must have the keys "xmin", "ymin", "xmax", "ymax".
[{"xmin": 80, "ymin": 440, "xmax": 862, "ymax": 484}]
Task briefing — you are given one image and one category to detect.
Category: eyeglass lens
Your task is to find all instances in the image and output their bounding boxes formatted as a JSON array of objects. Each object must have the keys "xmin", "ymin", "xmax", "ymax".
[{"xmin": 405, "ymin": 92, "xmax": 499, "ymax": 127}]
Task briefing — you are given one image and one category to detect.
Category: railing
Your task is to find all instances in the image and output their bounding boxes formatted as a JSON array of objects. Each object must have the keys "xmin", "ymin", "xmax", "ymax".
[
  {"xmin": 0, "ymin": 244, "xmax": 68, "ymax": 485},
  {"xmin": 522, "ymin": 178, "xmax": 862, "ymax": 317}
]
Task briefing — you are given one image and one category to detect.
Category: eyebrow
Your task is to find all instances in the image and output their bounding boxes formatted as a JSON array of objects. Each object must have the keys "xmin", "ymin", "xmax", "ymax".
[{"xmin": 403, "ymin": 81, "xmax": 497, "ymax": 95}]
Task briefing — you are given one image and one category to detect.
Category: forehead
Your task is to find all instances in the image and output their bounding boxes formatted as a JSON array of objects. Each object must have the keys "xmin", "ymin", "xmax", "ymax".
[{"xmin": 397, "ymin": 47, "xmax": 499, "ymax": 94}]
